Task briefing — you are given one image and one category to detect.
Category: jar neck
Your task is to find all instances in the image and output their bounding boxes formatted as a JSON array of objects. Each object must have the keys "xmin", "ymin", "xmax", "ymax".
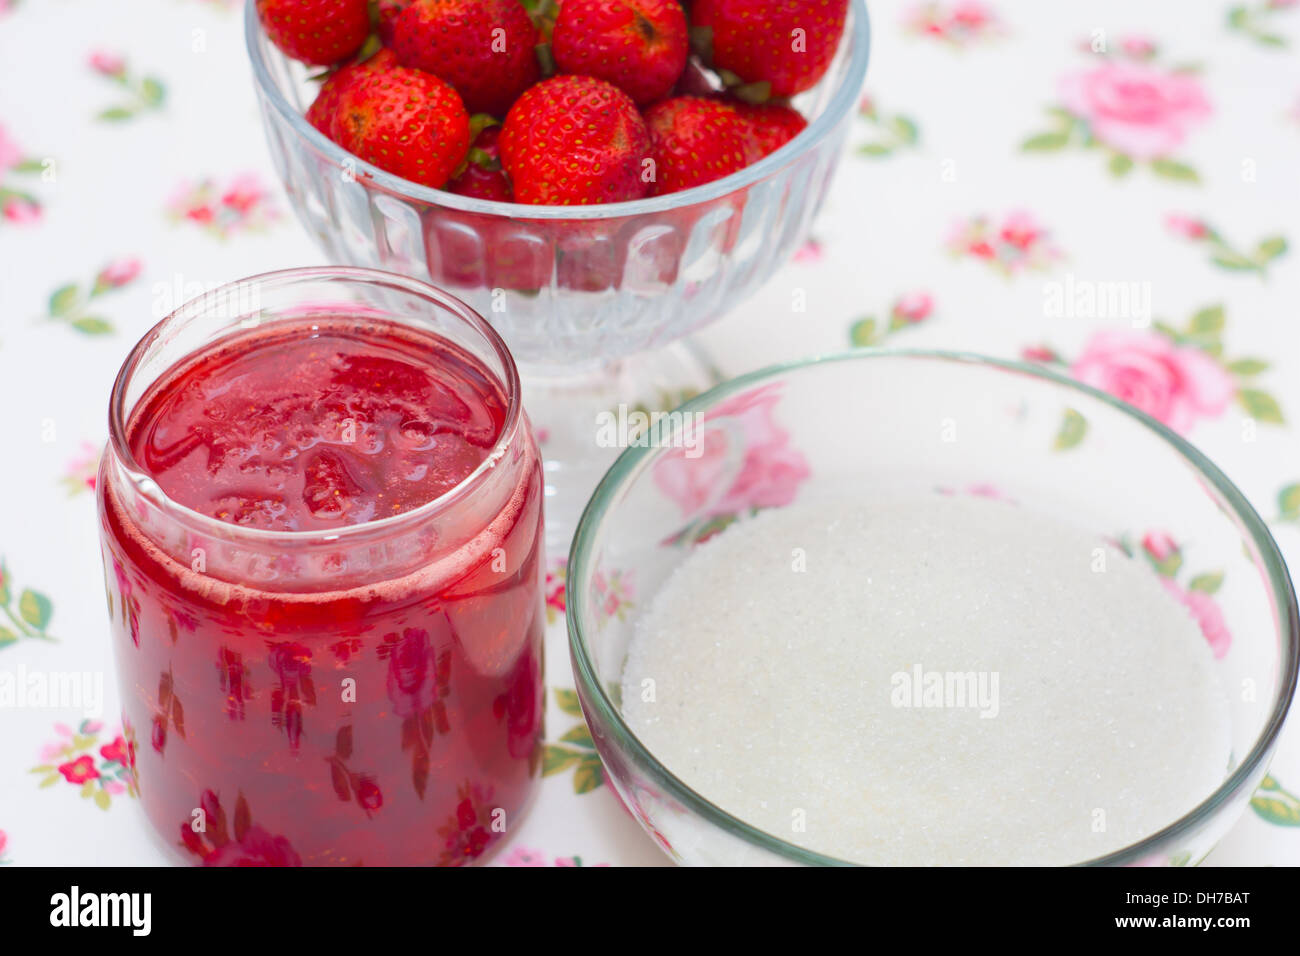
[{"xmin": 102, "ymin": 268, "xmax": 529, "ymax": 594}]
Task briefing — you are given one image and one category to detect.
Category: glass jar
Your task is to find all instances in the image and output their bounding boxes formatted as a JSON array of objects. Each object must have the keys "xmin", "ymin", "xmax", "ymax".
[{"xmin": 97, "ymin": 267, "xmax": 545, "ymax": 866}]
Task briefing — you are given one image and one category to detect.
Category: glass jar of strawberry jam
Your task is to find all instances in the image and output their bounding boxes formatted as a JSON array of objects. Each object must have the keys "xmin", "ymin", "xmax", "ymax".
[{"xmin": 97, "ymin": 268, "xmax": 545, "ymax": 866}]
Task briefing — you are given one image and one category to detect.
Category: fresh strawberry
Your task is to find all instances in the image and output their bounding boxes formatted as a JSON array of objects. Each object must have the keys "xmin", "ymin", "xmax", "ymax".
[
  {"xmin": 332, "ymin": 63, "xmax": 471, "ymax": 188},
  {"xmin": 446, "ymin": 125, "xmax": 513, "ymax": 201},
  {"xmin": 391, "ymin": 0, "xmax": 541, "ymax": 116},
  {"xmin": 732, "ymin": 101, "xmax": 808, "ymax": 156},
  {"xmin": 551, "ymin": 0, "xmax": 689, "ymax": 106},
  {"xmin": 643, "ymin": 96, "xmax": 756, "ymax": 195},
  {"xmin": 376, "ymin": 0, "xmax": 410, "ymax": 45},
  {"xmin": 305, "ymin": 50, "xmax": 398, "ymax": 138},
  {"xmin": 499, "ymin": 76, "xmax": 652, "ymax": 205},
  {"xmin": 256, "ymin": 0, "xmax": 371, "ymax": 66},
  {"xmin": 692, "ymin": 0, "xmax": 849, "ymax": 98}
]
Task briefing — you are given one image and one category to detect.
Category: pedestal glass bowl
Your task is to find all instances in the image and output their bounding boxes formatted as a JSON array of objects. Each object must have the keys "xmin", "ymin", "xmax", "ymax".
[{"xmin": 245, "ymin": 1, "xmax": 871, "ymax": 545}]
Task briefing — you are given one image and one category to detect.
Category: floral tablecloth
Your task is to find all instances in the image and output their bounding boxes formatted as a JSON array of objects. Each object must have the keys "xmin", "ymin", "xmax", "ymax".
[{"xmin": 1, "ymin": 0, "xmax": 1299, "ymax": 867}]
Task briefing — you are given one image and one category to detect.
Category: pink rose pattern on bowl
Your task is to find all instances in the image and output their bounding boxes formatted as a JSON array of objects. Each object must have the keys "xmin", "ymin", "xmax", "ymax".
[{"xmin": 653, "ymin": 383, "xmax": 812, "ymax": 546}]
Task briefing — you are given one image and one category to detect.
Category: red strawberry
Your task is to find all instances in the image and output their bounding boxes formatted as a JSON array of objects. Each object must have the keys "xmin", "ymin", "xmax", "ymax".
[
  {"xmin": 446, "ymin": 125, "xmax": 513, "ymax": 201},
  {"xmin": 643, "ymin": 96, "xmax": 756, "ymax": 195},
  {"xmin": 256, "ymin": 0, "xmax": 371, "ymax": 66},
  {"xmin": 391, "ymin": 0, "xmax": 541, "ymax": 116},
  {"xmin": 499, "ymin": 76, "xmax": 652, "ymax": 205},
  {"xmin": 376, "ymin": 0, "xmax": 410, "ymax": 45},
  {"xmin": 732, "ymin": 101, "xmax": 808, "ymax": 156},
  {"xmin": 551, "ymin": 0, "xmax": 689, "ymax": 106},
  {"xmin": 332, "ymin": 63, "xmax": 471, "ymax": 188},
  {"xmin": 305, "ymin": 50, "xmax": 398, "ymax": 138},
  {"xmin": 692, "ymin": 0, "xmax": 849, "ymax": 98}
]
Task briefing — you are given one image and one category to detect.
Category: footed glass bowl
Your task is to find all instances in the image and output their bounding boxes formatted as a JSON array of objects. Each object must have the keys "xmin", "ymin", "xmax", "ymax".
[
  {"xmin": 245, "ymin": 1, "xmax": 871, "ymax": 546},
  {"xmin": 568, "ymin": 350, "xmax": 1300, "ymax": 866}
]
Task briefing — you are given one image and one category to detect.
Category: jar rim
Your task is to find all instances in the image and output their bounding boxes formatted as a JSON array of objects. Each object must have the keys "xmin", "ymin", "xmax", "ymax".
[{"xmin": 106, "ymin": 266, "xmax": 525, "ymax": 548}]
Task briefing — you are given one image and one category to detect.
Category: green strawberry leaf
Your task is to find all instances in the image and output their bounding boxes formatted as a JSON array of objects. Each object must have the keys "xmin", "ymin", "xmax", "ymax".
[
  {"xmin": 1278, "ymin": 483, "xmax": 1300, "ymax": 521},
  {"xmin": 71, "ymin": 317, "xmax": 114, "ymax": 335},
  {"xmin": 554, "ymin": 688, "xmax": 583, "ymax": 717},
  {"xmin": 857, "ymin": 143, "xmax": 892, "ymax": 157},
  {"xmin": 1021, "ymin": 130, "xmax": 1070, "ymax": 152},
  {"xmin": 97, "ymin": 107, "xmax": 135, "ymax": 122},
  {"xmin": 1239, "ymin": 388, "xmax": 1285, "ymax": 424},
  {"xmin": 541, "ymin": 745, "xmax": 579, "ymax": 776},
  {"xmin": 1053, "ymin": 408, "xmax": 1087, "ymax": 452},
  {"xmin": 559, "ymin": 724, "xmax": 596, "ymax": 749},
  {"xmin": 18, "ymin": 588, "xmax": 52, "ymax": 631},
  {"xmin": 890, "ymin": 115, "xmax": 919, "ymax": 145},
  {"xmin": 1150, "ymin": 158, "xmax": 1199, "ymax": 182},
  {"xmin": 1187, "ymin": 571, "xmax": 1224, "ymax": 595},
  {"xmin": 1226, "ymin": 358, "xmax": 1269, "ymax": 377},
  {"xmin": 1251, "ymin": 777, "xmax": 1300, "ymax": 826},
  {"xmin": 572, "ymin": 753, "xmax": 605, "ymax": 794},
  {"xmin": 49, "ymin": 284, "xmax": 79, "ymax": 317},
  {"xmin": 849, "ymin": 317, "xmax": 877, "ymax": 348},
  {"xmin": 1187, "ymin": 304, "xmax": 1224, "ymax": 337},
  {"xmin": 1254, "ymin": 235, "xmax": 1288, "ymax": 263},
  {"xmin": 140, "ymin": 77, "xmax": 166, "ymax": 107},
  {"xmin": 1211, "ymin": 252, "xmax": 1258, "ymax": 271}
]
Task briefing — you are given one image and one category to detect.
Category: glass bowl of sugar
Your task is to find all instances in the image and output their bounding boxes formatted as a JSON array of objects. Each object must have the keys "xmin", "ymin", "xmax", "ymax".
[{"xmin": 566, "ymin": 349, "xmax": 1299, "ymax": 866}]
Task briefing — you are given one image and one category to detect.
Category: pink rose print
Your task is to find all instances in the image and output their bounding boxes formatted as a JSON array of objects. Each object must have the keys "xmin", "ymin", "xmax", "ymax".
[
  {"xmin": 793, "ymin": 238, "xmax": 824, "ymax": 263},
  {"xmin": 500, "ymin": 845, "xmax": 611, "ymax": 867},
  {"xmin": 179, "ymin": 791, "xmax": 302, "ymax": 866},
  {"xmin": 1162, "ymin": 579, "xmax": 1232, "ymax": 659},
  {"xmin": 91, "ymin": 54, "xmax": 165, "ymax": 122},
  {"xmin": 1069, "ymin": 328, "xmax": 1235, "ymax": 433},
  {"xmin": 893, "ymin": 291, "xmax": 933, "ymax": 323},
  {"xmin": 95, "ymin": 258, "xmax": 141, "ymax": 289},
  {"xmin": 88, "ymin": 50, "xmax": 126, "ymax": 78},
  {"xmin": 61, "ymin": 441, "xmax": 100, "ymax": 496},
  {"xmin": 1059, "ymin": 61, "xmax": 1210, "ymax": 161},
  {"xmin": 1027, "ymin": 304, "xmax": 1282, "ymax": 442},
  {"xmin": 948, "ymin": 211, "xmax": 1061, "ymax": 276},
  {"xmin": 0, "ymin": 829, "xmax": 8, "ymax": 864},
  {"xmin": 654, "ymin": 384, "xmax": 811, "ymax": 543},
  {"xmin": 904, "ymin": 2, "xmax": 1005, "ymax": 46},
  {"xmin": 0, "ymin": 123, "xmax": 48, "ymax": 226},
  {"xmin": 167, "ymin": 172, "xmax": 280, "ymax": 239},
  {"xmin": 1164, "ymin": 214, "xmax": 1288, "ymax": 277},
  {"xmin": 1227, "ymin": 1, "xmax": 1297, "ymax": 48},
  {"xmin": 858, "ymin": 95, "xmax": 921, "ymax": 158},
  {"xmin": 1120, "ymin": 530, "xmax": 1231, "ymax": 658},
  {"xmin": 1141, "ymin": 531, "xmax": 1179, "ymax": 564},
  {"xmin": 544, "ymin": 557, "xmax": 567, "ymax": 626},
  {"xmin": 505, "ymin": 846, "xmax": 548, "ymax": 867},
  {"xmin": 1024, "ymin": 41, "xmax": 1209, "ymax": 181},
  {"xmin": 58, "ymin": 755, "xmax": 99, "ymax": 785}
]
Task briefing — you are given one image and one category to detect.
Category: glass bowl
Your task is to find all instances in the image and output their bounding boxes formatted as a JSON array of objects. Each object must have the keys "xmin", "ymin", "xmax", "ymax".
[
  {"xmin": 245, "ymin": 2, "xmax": 871, "ymax": 546},
  {"xmin": 567, "ymin": 349, "xmax": 1300, "ymax": 866}
]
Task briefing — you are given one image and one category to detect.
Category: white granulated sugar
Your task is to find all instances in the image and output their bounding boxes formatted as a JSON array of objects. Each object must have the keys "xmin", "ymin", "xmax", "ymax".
[{"xmin": 622, "ymin": 494, "xmax": 1231, "ymax": 866}]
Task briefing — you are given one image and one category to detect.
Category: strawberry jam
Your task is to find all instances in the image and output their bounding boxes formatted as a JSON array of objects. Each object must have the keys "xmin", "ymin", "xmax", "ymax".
[{"xmin": 99, "ymin": 303, "xmax": 544, "ymax": 866}]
